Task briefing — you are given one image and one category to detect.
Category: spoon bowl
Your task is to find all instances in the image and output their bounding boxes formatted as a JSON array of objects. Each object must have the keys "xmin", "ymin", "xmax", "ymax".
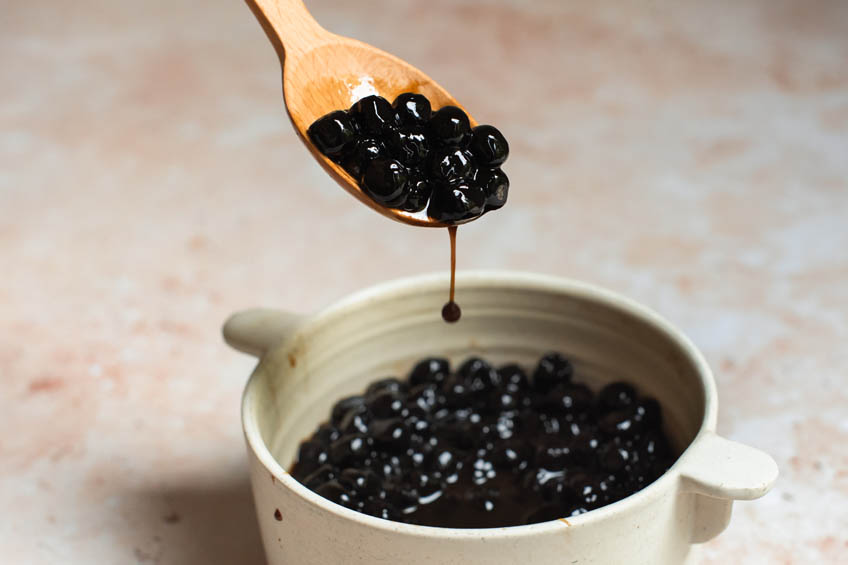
[{"xmin": 248, "ymin": 0, "xmax": 478, "ymax": 227}]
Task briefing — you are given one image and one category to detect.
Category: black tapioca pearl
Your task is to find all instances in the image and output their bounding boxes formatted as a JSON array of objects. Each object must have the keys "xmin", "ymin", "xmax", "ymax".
[
  {"xmin": 458, "ymin": 357, "xmax": 493, "ymax": 380},
  {"xmin": 399, "ymin": 172, "xmax": 432, "ymax": 213},
  {"xmin": 598, "ymin": 382, "xmax": 638, "ymax": 413},
  {"xmin": 406, "ymin": 470, "xmax": 435, "ymax": 490},
  {"xmin": 458, "ymin": 357, "xmax": 501, "ymax": 395},
  {"xmin": 375, "ymin": 459, "xmax": 401, "ymax": 481},
  {"xmin": 294, "ymin": 440, "xmax": 328, "ymax": 477},
  {"xmin": 338, "ymin": 405, "xmax": 371, "ymax": 435},
  {"xmin": 563, "ymin": 420, "xmax": 588, "ymax": 438},
  {"xmin": 640, "ymin": 430, "xmax": 672, "ymax": 461},
  {"xmin": 367, "ymin": 389, "xmax": 405, "ymax": 419},
  {"xmin": 307, "ymin": 110, "xmax": 357, "ymax": 158},
  {"xmin": 388, "ymin": 127, "xmax": 430, "ymax": 166},
  {"xmin": 475, "ymin": 440, "xmax": 497, "ymax": 459},
  {"xmin": 569, "ymin": 473, "xmax": 604, "ymax": 509},
  {"xmin": 468, "ymin": 125, "xmax": 509, "ymax": 167},
  {"xmin": 633, "ymin": 397, "xmax": 662, "ymax": 430},
  {"xmin": 361, "ymin": 157, "xmax": 409, "ymax": 208},
  {"xmin": 441, "ymin": 374, "xmax": 473, "ymax": 408},
  {"xmin": 490, "ymin": 440, "xmax": 533, "ymax": 471},
  {"xmin": 407, "ymin": 444, "xmax": 434, "ymax": 469},
  {"xmin": 365, "ymin": 377, "xmax": 408, "ymax": 400},
  {"xmin": 518, "ymin": 408, "xmax": 542, "ymax": 436},
  {"xmin": 539, "ymin": 412, "xmax": 563, "ymax": 435},
  {"xmin": 331, "ymin": 395, "xmax": 366, "ymax": 427},
  {"xmin": 341, "ymin": 137, "xmax": 387, "ymax": 179},
  {"xmin": 544, "ymin": 383, "xmax": 594, "ymax": 414},
  {"xmin": 315, "ymin": 479, "xmax": 355, "ymax": 507},
  {"xmin": 338, "ymin": 468, "xmax": 382, "ymax": 498},
  {"xmin": 408, "ymin": 357, "xmax": 450, "ymax": 387},
  {"xmin": 477, "ymin": 167, "xmax": 509, "ymax": 211},
  {"xmin": 539, "ymin": 473, "xmax": 576, "ymax": 503},
  {"xmin": 362, "ymin": 498, "xmax": 399, "ymax": 521},
  {"xmin": 469, "ymin": 457, "xmax": 497, "ymax": 486},
  {"xmin": 622, "ymin": 441, "xmax": 642, "ymax": 466},
  {"xmin": 571, "ymin": 432, "xmax": 602, "ymax": 467},
  {"xmin": 469, "ymin": 487, "xmax": 500, "ymax": 513},
  {"xmin": 435, "ymin": 417, "xmax": 477, "ymax": 449},
  {"xmin": 493, "ymin": 410, "xmax": 519, "ymax": 439},
  {"xmin": 384, "ymin": 485, "xmax": 419, "ymax": 515},
  {"xmin": 405, "ymin": 413, "xmax": 431, "ymax": 436},
  {"xmin": 370, "ymin": 418, "xmax": 412, "ymax": 451},
  {"xmin": 350, "ymin": 95, "xmax": 399, "ymax": 135},
  {"xmin": 533, "ymin": 352, "xmax": 574, "ymax": 393},
  {"xmin": 416, "ymin": 483, "xmax": 444, "ymax": 506},
  {"xmin": 329, "ymin": 434, "xmax": 373, "ymax": 467},
  {"xmin": 313, "ymin": 423, "xmax": 341, "ymax": 446},
  {"xmin": 498, "ymin": 363, "xmax": 530, "ymax": 394},
  {"xmin": 392, "ymin": 92, "xmax": 432, "ymax": 126},
  {"xmin": 407, "ymin": 383, "xmax": 441, "ymax": 413},
  {"xmin": 597, "ymin": 443, "xmax": 631, "ymax": 473},
  {"xmin": 428, "ymin": 105, "xmax": 471, "ymax": 147},
  {"xmin": 523, "ymin": 467, "xmax": 567, "ymax": 494},
  {"xmin": 433, "ymin": 448, "xmax": 462, "ymax": 475},
  {"xmin": 429, "ymin": 147, "xmax": 475, "ymax": 181},
  {"xmin": 493, "ymin": 390, "xmax": 519, "ymax": 411},
  {"xmin": 427, "ymin": 179, "xmax": 486, "ymax": 223},
  {"xmin": 536, "ymin": 440, "xmax": 577, "ymax": 469},
  {"xmin": 302, "ymin": 464, "xmax": 336, "ymax": 490},
  {"xmin": 598, "ymin": 408, "xmax": 643, "ymax": 439}
]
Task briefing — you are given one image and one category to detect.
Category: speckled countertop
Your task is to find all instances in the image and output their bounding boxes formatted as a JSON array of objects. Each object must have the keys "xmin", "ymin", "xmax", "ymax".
[{"xmin": 2, "ymin": 0, "xmax": 847, "ymax": 562}]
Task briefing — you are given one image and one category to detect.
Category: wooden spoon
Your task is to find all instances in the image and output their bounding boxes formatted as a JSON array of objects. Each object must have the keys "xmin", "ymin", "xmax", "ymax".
[{"xmin": 247, "ymin": 0, "xmax": 478, "ymax": 228}]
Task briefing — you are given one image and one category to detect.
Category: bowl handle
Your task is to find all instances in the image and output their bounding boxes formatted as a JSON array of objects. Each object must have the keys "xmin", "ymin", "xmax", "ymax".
[
  {"xmin": 222, "ymin": 308, "xmax": 303, "ymax": 357},
  {"xmin": 678, "ymin": 431, "xmax": 778, "ymax": 543}
]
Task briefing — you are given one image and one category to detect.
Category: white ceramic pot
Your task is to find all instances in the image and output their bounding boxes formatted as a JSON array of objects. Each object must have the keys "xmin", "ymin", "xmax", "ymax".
[{"xmin": 224, "ymin": 271, "xmax": 777, "ymax": 565}]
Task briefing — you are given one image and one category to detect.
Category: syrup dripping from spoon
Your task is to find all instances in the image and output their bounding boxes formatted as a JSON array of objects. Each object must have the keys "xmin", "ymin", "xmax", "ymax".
[{"xmin": 441, "ymin": 226, "xmax": 461, "ymax": 323}]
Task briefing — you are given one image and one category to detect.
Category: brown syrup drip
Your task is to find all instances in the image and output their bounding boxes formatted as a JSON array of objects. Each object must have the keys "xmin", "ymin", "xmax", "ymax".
[
  {"xmin": 442, "ymin": 226, "xmax": 461, "ymax": 323},
  {"xmin": 441, "ymin": 301, "xmax": 461, "ymax": 323}
]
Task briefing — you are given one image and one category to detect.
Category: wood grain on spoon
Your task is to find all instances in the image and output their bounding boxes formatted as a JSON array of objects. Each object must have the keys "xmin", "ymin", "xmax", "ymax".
[{"xmin": 247, "ymin": 0, "xmax": 478, "ymax": 227}]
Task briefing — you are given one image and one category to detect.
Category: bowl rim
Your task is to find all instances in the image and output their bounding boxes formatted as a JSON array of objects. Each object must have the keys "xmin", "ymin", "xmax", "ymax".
[{"xmin": 241, "ymin": 270, "xmax": 717, "ymax": 538}]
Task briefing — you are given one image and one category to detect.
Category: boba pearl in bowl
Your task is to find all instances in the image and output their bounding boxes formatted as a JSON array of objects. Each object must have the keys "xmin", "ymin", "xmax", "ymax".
[
  {"xmin": 289, "ymin": 352, "xmax": 677, "ymax": 528},
  {"xmin": 224, "ymin": 271, "xmax": 778, "ymax": 565}
]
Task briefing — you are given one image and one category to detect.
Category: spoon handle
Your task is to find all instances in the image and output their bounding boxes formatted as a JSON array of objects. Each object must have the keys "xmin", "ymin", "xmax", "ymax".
[{"xmin": 247, "ymin": 0, "xmax": 327, "ymax": 60}]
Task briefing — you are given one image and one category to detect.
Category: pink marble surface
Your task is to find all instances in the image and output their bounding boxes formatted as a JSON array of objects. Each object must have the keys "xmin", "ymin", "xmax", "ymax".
[{"xmin": 2, "ymin": 0, "xmax": 847, "ymax": 562}]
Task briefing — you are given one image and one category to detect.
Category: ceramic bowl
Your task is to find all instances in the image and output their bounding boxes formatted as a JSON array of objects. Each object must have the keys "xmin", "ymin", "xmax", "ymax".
[{"xmin": 224, "ymin": 271, "xmax": 777, "ymax": 565}]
